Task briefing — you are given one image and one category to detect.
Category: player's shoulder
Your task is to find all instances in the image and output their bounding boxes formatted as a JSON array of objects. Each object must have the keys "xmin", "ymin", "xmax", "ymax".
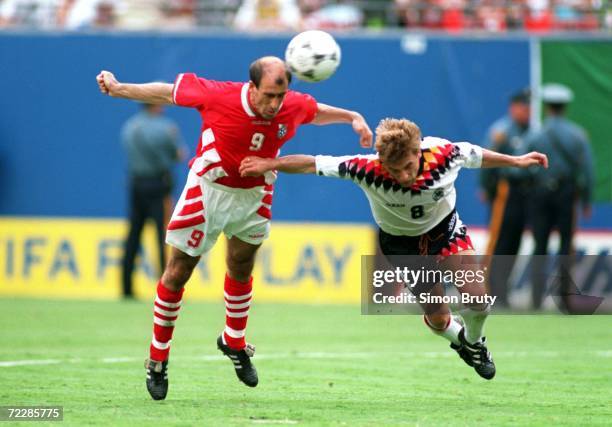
[
  {"xmin": 285, "ymin": 89, "xmax": 316, "ymax": 105},
  {"xmin": 178, "ymin": 73, "xmax": 242, "ymax": 92},
  {"xmin": 331, "ymin": 154, "xmax": 384, "ymax": 179},
  {"xmin": 317, "ymin": 153, "xmax": 377, "ymax": 169},
  {"xmin": 421, "ymin": 136, "xmax": 453, "ymax": 150},
  {"xmin": 338, "ymin": 154, "xmax": 381, "ymax": 171}
]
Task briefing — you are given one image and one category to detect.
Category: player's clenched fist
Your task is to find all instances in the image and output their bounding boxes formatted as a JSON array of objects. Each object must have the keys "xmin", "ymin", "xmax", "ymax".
[
  {"xmin": 352, "ymin": 114, "xmax": 373, "ymax": 148},
  {"xmin": 96, "ymin": 70, "xmax": 119, "ymax": 95},
  {"xmin": 516, "ymin": 151, "xmax": 548, "ymax": 168}
]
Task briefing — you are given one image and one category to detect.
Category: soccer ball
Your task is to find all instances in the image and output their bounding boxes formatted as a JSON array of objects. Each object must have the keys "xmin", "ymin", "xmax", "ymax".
[{"xmin": 285, "ymin": 30, "xmax": 341, "ymax": 83}]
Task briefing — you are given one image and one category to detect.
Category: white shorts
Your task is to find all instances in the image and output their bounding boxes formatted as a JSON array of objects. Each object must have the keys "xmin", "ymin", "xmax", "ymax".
[{"xmin": 166, "ymin": 171, "xmax": 273, "ymax": 257}]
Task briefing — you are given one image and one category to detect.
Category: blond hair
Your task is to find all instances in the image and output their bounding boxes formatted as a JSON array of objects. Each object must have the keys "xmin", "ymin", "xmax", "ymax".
[{"xmin": 374, "ymin": 118, "xmax": 421, "ymax": 163}]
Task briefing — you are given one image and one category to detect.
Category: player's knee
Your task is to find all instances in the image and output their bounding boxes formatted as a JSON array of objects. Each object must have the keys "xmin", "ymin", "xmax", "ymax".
[
  {"xmin": 227, "ymin": 246, "xmax": 256, "ymax": 264},
  {"xmin": 424, "ymin": 313, "xmax": 450, "ymax": 331},
  {"xmin": 226, "ymin": 250, "xmax": 256, "ymax": 272},
  {"xmin": 162, "ymin": 253, "xmax": 199, "ymax": 290}
]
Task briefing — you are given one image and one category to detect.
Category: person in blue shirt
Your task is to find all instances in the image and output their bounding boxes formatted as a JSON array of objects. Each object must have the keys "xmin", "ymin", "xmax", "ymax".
[
  {"xmin": 527, "ymin": 83, "xmax": 594, "ymax": 310},
  {"xmin": 480, "ymin": 89, "xmax": 531, "ymax": 307},
  {"xmin": 121, "ymin": 103, "xmax": 185, "ymax": 299}
]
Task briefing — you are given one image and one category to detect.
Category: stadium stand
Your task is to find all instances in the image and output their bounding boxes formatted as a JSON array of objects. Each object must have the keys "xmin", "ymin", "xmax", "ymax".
[{"xmin": 0, "ymin": 0, "xmax": 609, "ymax": 30}]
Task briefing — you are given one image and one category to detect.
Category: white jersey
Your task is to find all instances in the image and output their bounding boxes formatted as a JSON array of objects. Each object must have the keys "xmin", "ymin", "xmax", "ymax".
[{"xmin": 315, "ymin": 137, "xmax": 483, "ymax": 236}]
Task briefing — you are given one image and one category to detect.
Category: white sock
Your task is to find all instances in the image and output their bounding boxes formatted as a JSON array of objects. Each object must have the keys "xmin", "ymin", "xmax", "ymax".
[
  {"xmin": 423, "ymin": 315, "xmax": 462, "ymax": 345},
  {"xmin": 460, "ymin": 305, "xmax": 490, "ymax": 344}
]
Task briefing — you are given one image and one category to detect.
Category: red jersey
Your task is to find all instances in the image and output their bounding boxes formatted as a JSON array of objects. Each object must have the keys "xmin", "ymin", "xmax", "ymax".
[{"xmin": 172, "ymin": 73, "xmax": 318, "ymax": 188}]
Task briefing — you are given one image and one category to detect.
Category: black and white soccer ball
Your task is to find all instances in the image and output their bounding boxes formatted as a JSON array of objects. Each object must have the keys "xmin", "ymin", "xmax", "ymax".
[{"xmin": 285, "ymin": 31, "xmax": 341, "ymax": 83}]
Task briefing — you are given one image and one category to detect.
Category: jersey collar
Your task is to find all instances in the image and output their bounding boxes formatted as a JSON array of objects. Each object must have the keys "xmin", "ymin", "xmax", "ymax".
[
  {"xmin": 416, "ymin": 152, "xmax": 425, "ymax": 176},
  {"xmin": 241, "ymin": 83, "xmax": 256, "ymax": 117}
]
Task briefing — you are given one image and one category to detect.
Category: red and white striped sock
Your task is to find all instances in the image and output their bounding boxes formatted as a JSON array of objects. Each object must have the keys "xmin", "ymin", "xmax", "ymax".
[
  {"xmin": 150, "ymin": 281, "xmax": 184, "ymax": 362},
  {"xmin": 222, "ymin": 273, "xmax": 252, "ymax": 350},
  {"xmin": 424, "ymin": 314, "xmax": 462, "ymax": 345}
]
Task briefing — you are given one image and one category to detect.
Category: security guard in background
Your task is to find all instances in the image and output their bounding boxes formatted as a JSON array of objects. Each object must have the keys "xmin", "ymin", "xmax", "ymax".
[
  {"xmin": 481, "ymin": 89, "xmax": 531, "ymax": 307},
  {"xmin": 527, "ymin": 83, "xmax": 594, "ymax": 309},
  {"xmin": 121, "ymin": 103, "xmax": 185, "ymax": 299}
]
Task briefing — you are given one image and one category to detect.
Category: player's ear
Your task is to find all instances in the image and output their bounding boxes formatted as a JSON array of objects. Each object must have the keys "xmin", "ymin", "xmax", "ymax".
[{"xmin": 248, "ymin": 81, "xmax": 257, "ymax": 91}]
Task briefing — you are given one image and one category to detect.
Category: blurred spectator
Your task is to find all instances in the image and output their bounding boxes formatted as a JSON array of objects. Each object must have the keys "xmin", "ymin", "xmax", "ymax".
[
  {"xmin": 158, "ymin": 0, "xmax": 197, "ymax": 29},
  {"xmin": 395, "ymin": 0, "xmax": 424, "ymax": 27},
  {"xmin": 394, "ymin": 0, "xmax": 605, "ymax": 30},
  {"xmin": 553, "ymin": 0, "xmax": 600, "ymax": 29},
  {"xmin": 121, "ymin": 103, "xmax": 185, "ymax": 299},
  {"xmin": 298, "ymin": 0, "xmax": 323, "ymax": 16},
  {"xmin": 114, "ymin": 0, "xmax": 162, "ymax": 29},
  {"xmin": 0, "ymin": 0, "xmax": 61, "ymax": 27},
  {"xmin": 475, "ymin": 1, "xmax": 508, "ymax": 31},
  {"xmin": 1, "ymin": 0, "xmax": 609, "ymax": 30},
  {"xmin": 481, "ymin": 89, "xmax": 531, "ymax": 307},
  {"xmin": 233, "ymin": 0, "xmax": 301, "ymax": 31},
  {"xmin": 421, "ymin": 1, "xmax": 443, "ymax": 27},
  {"xmin": 524, "ymin": 0, "xmax": 553, "ymax": 31},
  {"xmin": 440, "ymin": 0, "xmax": 467, "ymax": 31},
  {"xmin": 64, "ymin": 0, "xmax": 123, "ymax": 29},
  {"xmin": 303, "ymin": 2, "xmax": 363, "ymax": 29},
  {"xmin": 505, "ymin": 1, "xmax": 524, "ymax": 29},
  {"xmin": 195, "ymin": 0, "xmax": 241, "ymax": 27}
]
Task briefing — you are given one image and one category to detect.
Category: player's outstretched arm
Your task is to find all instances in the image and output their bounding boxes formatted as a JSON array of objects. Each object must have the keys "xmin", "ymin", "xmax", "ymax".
[
  {"xmin": 239, "ymin": 155, "xmax": 316, "ymax": 177},
  {"xmin": 96, "ymin": 70, "xmax": 174, "ymax": 105},
  {"xmin": 481, "ymin": 149, "xmax": 548, "ymax": 169},
  {"xmin": 311, "ymin": 103, "xmax": 373, "ymax": 148}
]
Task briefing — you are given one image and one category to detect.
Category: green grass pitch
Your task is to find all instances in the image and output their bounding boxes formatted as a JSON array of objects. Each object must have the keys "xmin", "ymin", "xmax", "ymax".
[{"xmin": 1, "ymin": 298, "xmax": 611, "ymax": 426}]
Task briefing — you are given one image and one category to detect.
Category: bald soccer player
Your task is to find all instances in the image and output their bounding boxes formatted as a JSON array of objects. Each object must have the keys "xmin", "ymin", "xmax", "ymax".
[{"xmin": 97, "ymin": 56, "xmax": 373, "ymax": 400}]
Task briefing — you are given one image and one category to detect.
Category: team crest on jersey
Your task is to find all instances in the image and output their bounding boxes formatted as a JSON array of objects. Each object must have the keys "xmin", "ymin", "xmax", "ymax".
[
  {"xmin": 433, "ymin": 188, "xmax": 445, "ymax": 201},
  {"xmin": 277, "ymin": 124, "xmax": 287, "ymax": 139}
]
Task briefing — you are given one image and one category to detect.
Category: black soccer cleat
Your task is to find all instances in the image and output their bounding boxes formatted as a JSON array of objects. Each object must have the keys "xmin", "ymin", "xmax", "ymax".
[
  {"xmin": 457, "ymin": 328, "xmax": 496, "ymax": 380},
  {"xmin": 217, "ymin": 335, "xmax": 258, "ymax": 387},
  {"xmin": 451, "ymin": 341, "xmax": 474, "ymax": 368},
  {"xmin": 450, "ymin": 316, "xmax": 473, "ymax": 367},
  {"xmin": 145, "ymin": 358, "xmax": 169, "ymax": 400}
]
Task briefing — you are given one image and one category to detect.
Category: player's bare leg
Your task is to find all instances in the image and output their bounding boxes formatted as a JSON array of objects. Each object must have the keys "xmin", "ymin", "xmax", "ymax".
[
  {"xmin": 217, "ymin": 236, "xmax": 261, "ymax": 387},
  {"xmin": 146, "ymin": 247, "xmax": 200, "ymax": 400},
  {"xmin": 442, "ymin": 250, "xmax": 496, "ymax": 379},
  {"xmin": 417, "ymin": 281, "xmax": 462, "ymax": 345}
]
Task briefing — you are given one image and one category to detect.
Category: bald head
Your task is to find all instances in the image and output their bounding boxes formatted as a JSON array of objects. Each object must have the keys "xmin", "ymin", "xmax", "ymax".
[{"xmin": 249, "ymin": 56, "xmax": 292, "ymax": 88}]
